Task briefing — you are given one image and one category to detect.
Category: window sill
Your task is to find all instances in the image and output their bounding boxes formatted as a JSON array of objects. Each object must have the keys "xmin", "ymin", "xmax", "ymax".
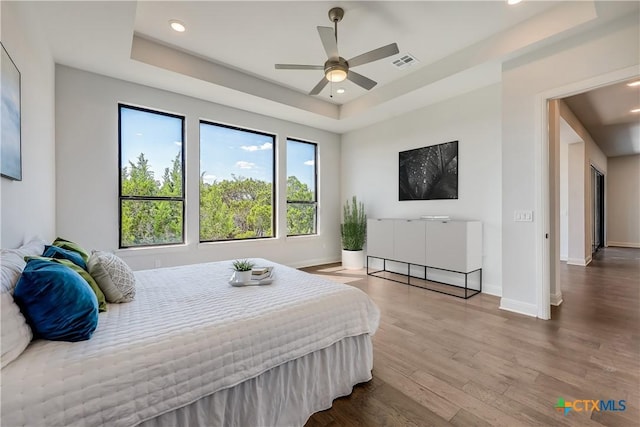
[
  {"xmin": 286, "ymin": 234, "xmax": 320, "ymax": 242},
  {"xmin": 116, "ymin": 243, "xmax": 189, "ymax": 257},
  {"xmin": 198, "ymin": 237, "xmax": 278, "ymax": 249}
]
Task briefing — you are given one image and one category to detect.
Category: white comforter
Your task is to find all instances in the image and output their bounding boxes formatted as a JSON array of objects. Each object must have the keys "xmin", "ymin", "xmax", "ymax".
[{"xmin": 1, "ymin": 259, "xmax": 380, "ymax": 427}]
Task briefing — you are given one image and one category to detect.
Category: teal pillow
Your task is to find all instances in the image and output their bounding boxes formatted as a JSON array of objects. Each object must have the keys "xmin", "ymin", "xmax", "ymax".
[
  {"xmin": 26, "ymin": 256, "xmax": 108, "ymax": 312},
  {"xmin": 13, "ymin": 259, "xmax": 98, "ymax": 342},
  {"xmin": 52, "ymin": 237, "xmax": 90, "ymax": 263},
  {"xmin": 43, "ymin": 245, "xmax": 87, "ymax": 270}
]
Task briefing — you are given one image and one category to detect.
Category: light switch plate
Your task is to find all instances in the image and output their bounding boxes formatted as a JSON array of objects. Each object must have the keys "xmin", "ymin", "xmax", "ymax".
[{"xmin": 514, "ymin": 210, "xmax": 534, "ymax": 222}]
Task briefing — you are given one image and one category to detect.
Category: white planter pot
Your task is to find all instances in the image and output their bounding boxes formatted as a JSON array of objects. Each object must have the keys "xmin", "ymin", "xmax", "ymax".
[
  {"xmin": 342, "ymin": 249, "xmax": 364, "ymax": 270},
  {"xmin": 231, "ymin": 270, "xmax": 252, "ymax": 284}
]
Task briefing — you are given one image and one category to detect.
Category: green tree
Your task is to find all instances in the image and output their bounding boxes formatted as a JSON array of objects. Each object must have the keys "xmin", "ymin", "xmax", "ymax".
[
  {"xmin": 200, "ymin": 173, "xmax": 235, "ymax": 240},
  {"xmin": 121, "ymin": 152, "xmax": 183, "ymax": 246},
  {"xmin": 286, "ymin": 176, "xmax": 315, "ymax": 235}
]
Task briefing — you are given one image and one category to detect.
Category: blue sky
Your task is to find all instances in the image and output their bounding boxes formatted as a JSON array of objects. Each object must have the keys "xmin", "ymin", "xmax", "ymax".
[{"xmin": 120, "ymin": 107, "xmax": 315, "ymax": 188}]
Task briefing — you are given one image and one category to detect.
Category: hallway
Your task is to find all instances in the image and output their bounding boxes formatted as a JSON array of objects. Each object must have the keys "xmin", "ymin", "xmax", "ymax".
[{"xmin": 554, "ymin": 247, "xmax": 640, "ymax": 334}]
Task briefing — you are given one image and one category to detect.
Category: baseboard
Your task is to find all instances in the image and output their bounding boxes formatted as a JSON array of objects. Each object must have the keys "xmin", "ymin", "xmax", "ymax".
[
  {"xmin": 499, "ymin": 298, "xmax": 537, "ymax": 318},
  {"xmin": 585, "ymin": 255, "xmax": 592, "ymax": 266},
  {"xmin": 482, "ymin": 283, "xmax": 501, "ymax": 297},
  {"xmin": 560, "ymin": 255, "xmax": 568, "ymax": 262},
  {"xmin": 567, "ymin": 257, "xmax": 590, "ymax": 266},
  {"xmin": 289, "ymin": 257, "xmax": 341, "ymax": 269},
  {"xmin": 607, "ymin": 241, "xmax": 640, "ymax": 248},
  {"xmin": 550, "ymin": 292, "xmax": 563, "ymax": 306}
]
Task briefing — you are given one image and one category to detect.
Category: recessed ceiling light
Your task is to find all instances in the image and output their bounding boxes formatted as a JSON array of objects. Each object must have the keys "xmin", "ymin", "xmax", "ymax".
[
  {"xmin": 631, "ymin": 108, "xmax": 640, "ymax": 113},
  {"xmin": 507, "ymin": 0, "xmax": 522, "ymax": 5},
  {"xmin": 627, "ymin": 80, "xmax": 640, "ymax": 87},
  {"xmin": 336, "ymin": 88, "xmax": 345, "ymax": 94},
  {"xmin": 169, "ymin": 20, "xmax": 186, "ymax": 32}
]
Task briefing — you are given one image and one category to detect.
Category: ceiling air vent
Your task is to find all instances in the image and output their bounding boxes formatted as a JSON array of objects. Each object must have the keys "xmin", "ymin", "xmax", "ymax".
[{"xmin": 391, "ymin": 54, "xmax": 419, "ymax": 70}]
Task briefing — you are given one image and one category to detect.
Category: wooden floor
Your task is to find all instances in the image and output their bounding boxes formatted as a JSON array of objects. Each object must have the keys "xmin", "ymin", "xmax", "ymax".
[{"xmin": 303, "ymin": 247, "xmax": 640, "ymax": 427}]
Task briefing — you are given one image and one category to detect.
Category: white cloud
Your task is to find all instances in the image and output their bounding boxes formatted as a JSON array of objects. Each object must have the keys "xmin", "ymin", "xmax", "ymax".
[
  {"xmin": 236, "ymin": 161, "xmax": 256, "ymax": 169},
  {"xmin": 240, "ymin": 142, "xmax": 273, "ymax": 152},
  {"xmin": 202, "ymin": 174, "xmax": 217, "ymax": 184},
  {"xmin": 174, "ymin": 141, "xmax": 182, "ymax": 146},
  {"xmin": 304, "ymin": 160, "xmax": 315, "ymax": 166}
]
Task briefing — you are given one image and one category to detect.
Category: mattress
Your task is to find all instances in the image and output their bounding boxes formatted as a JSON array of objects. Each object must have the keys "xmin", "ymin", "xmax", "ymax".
[{"xmin": 1, "ymin": 259, "xmax": 380, "ymax": 427}]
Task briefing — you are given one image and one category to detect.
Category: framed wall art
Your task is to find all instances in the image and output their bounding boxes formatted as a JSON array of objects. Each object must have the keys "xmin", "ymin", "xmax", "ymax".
[
  {"xmin": 1, "ymin": 42, "xmax": 22, "ymax": 181},
  {"xmin": 399, "ymin": 140, "xmax": 458, "ymax": 201}
]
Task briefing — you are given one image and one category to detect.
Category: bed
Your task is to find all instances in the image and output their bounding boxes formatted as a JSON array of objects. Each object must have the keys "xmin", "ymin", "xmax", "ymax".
[{"xmin": 1, "ymin": 250, "xmax": 380, "ymax": 427}]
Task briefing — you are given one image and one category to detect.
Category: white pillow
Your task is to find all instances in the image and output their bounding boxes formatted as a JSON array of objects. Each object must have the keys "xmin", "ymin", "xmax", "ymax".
[
  {"xmin": 87, "ymin": 251, "xmax": 136, "ymax": 303},
  {"xmin": 0, "ymin": 239, "xmax": 44, "ymax": 368},
  {"xmin": 0, "ymin": 239, "xmax": 45, "ymax": 294},
  {"xmin": 1, "ymin": 292, "xmax": 32, "ymax": 368}
]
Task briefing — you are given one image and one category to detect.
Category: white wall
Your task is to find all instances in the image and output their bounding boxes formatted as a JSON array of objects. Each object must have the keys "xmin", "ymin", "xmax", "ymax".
[
  {"xmin": 567, "ymin": 142, "xmax": 587, "ymax": 265},
  {"xmin": 0, "ymin": 2, "xmax": 55, "ymax": 248},
  {"xmin": 607, "ymin": 154, "xmax": 640, "ymax": 247},
  {"xmin": 559, "ymin": 137, "xmax": 568, "ymax": 261},
  {"xmin": 341, "ymin": 84, "xmax": 502, "ymax": 296},
  {"xmin": 500, "ymin": 14, "xmax": 638, "ymax": 316},
  {"xmin": 55, "ymin": 66, "xmax": 342, "ymax": 270}
]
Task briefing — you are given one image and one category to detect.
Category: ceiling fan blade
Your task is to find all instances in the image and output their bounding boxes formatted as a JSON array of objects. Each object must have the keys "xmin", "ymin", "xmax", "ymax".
[
  {"xmin": 309, "ymin": 77, "xmax": 329, "ymax": 95},
  {"xmin": 317, "ymin": 26, "xmax": 338, "ymax": 59},
  {"xmin": 275, "ymin": 64, "xmax": 324, "ymax": 70},
  {"xmin": 347, "ymin": 43, "xmax": 400, "ymax": 68},
  {"xmin": 347, "ymin": 70, "xmax": 377, "ymax": 90}
]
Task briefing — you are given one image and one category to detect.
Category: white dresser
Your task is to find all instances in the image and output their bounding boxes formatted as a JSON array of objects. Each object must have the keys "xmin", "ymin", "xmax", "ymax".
[{"xmin": 366, "ymin": 218, "xmax": 482, "ymax": 298}]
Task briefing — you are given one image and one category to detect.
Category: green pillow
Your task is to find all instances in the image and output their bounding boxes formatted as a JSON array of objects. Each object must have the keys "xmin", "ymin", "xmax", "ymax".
[
  {"xmin": 52, "ymin": 237, "xmax": 90, "ymax": 263},
  {"xmin": 26, "ymin": 256, "xmax": 107, "ymax": 312}
]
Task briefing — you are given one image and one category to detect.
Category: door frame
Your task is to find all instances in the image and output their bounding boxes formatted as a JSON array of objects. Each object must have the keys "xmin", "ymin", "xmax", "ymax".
[{"xmin": 534, "ymin": 66, "xmax": 637, "ymax": 320}]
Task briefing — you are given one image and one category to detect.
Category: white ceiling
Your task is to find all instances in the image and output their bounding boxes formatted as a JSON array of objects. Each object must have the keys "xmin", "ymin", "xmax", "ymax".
[
  {"xmin": 22, "ymin": 1, "xmax": 640, "ymax": 138},
  {"xmin": 563, "ymin": 79, "xmax": 640, "ymax": 157},
  {"xmin": 133, "ymin": 1, "xmax": 556, "ymax": 104}
]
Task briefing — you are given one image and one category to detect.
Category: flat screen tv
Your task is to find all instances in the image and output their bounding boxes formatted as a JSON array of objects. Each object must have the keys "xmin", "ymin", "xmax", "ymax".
[{"xmin": 399, "ymin": 140, "xmax": 458, "ymax": 201}]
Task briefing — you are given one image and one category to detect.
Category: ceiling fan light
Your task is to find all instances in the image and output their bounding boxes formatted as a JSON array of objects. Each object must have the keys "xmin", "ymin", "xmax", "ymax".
[{"xmin": 326, "ymin": 69, "xmax": 347, "ymax": 82}]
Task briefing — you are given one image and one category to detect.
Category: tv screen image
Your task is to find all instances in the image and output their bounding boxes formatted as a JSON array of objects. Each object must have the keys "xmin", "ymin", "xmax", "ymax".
[{"xmin": 399, "ymin": 140, "xmax": 458, "ymax": 201}]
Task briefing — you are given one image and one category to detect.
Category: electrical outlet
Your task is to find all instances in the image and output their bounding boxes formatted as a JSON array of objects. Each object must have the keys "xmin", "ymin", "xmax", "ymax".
[{"xmin": 154, "ymin": 259, "xmax": 162, "ymax": 268}]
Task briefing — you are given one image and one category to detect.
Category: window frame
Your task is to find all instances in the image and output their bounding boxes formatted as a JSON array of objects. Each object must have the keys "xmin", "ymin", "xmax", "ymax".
[
  {"xmin": 118, "ymin": 104, "xmax": 186, "ymax": 249},
  {"xmin": 286, "ymin": 138, "xmax": 318, "ymax": 237},
  {"xmin": 199, "ymin": 120, "xmax": 277, "ymax": 243}
]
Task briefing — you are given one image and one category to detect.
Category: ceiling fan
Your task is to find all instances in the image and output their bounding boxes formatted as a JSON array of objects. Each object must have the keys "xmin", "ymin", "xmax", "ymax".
[{"xmin": 275, "ymin": 7, "xmax": 399, "ymax": 95}]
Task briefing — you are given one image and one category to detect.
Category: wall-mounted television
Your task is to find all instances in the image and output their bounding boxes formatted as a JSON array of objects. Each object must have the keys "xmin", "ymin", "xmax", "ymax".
[{"xmin": 399, "ymin": 140, "xmax": 458, "ymax": 201}]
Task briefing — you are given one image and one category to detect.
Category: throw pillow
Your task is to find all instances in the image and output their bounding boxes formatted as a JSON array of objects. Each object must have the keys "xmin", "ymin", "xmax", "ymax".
[
  {"xmin": 43, "ymin": 245, "xmax": 87, "ymax": 270},
  {"xmin": 1, "ymin": 238, "xmax": 46, "ymax": 294},
  {"xmin": 87, "ymin": 251, "xmax": 136, "ymax": 303},
  {"xmin": 26, "ymin": 256, "xmax": 108, "ymax": 312},
  {"xmin": 1, "ymin": 292, "xmax": 33, "ymax": 368},
  {"xmin": 52, "ymin": 237, "xmax": 90, "ymax": 263},
  {"xmin": 13, "ymin": 259, "xmax": 98, "ymax": 342},
  {"xmin": 0, "ymin": 239, "xmax": 45, "ymax": 368}
]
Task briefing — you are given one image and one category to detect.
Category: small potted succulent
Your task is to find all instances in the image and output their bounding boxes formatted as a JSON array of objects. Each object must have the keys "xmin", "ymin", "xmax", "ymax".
[{"xmin": 231, "ymin": 259, "xmax": 255, "ymax": 284}]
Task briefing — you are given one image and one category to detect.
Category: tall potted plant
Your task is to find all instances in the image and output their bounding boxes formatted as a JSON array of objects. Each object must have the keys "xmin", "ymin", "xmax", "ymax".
[{"xmin": 341, "ymin": 196, "xmax": 366, "ymax": 270}]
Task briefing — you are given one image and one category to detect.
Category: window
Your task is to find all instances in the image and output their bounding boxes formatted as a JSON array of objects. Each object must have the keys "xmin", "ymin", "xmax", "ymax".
[
  {"xmin": 118, "ymin": 105, "xmax": 185, "ymax": 248},
  {"xmin": 286, "ymin": 139, "xmax": 317, "ymax": 236},
  {"xmin": 200, "ymin": 121, "xmax": 275, "ymax": 241}
]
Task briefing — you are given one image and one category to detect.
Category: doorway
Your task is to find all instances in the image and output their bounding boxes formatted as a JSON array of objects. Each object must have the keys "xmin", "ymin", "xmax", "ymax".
[
  {"xmin": 538, "ymin": 66, "xmax": 638, "ymax": 320},
  {"xmin": 591, "ymin": 166, "xmax": 605, "ymax": 254}
]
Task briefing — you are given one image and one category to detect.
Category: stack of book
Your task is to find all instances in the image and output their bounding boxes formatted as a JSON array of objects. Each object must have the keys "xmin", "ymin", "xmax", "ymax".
[{"xmin": 251, "ymin": 266, "xmax": 273, "ymax": 281}]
